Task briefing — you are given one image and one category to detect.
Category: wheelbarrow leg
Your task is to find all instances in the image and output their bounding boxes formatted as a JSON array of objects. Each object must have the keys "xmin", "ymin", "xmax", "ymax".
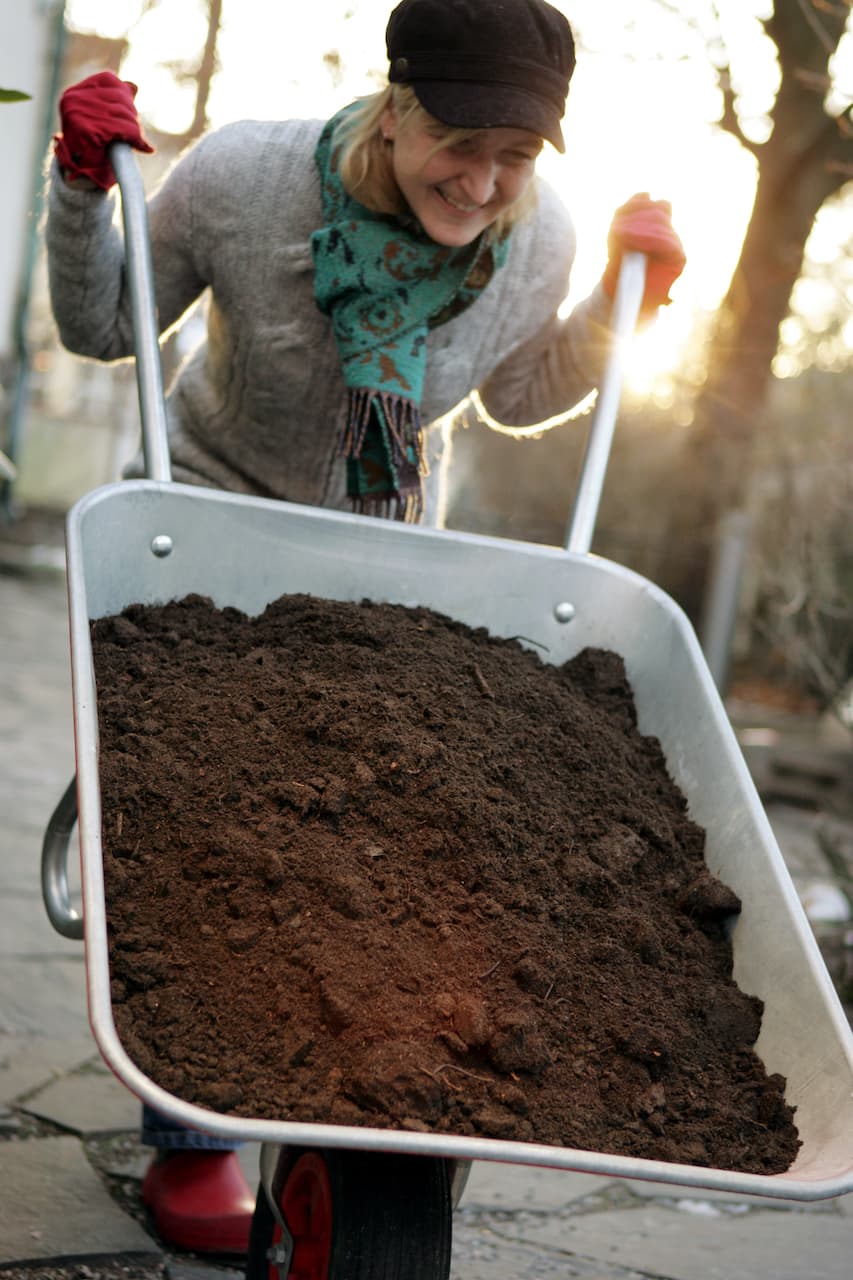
[{"xmin": 246, "ymin": 1147, "xmax": 453, "ymax": 1279}]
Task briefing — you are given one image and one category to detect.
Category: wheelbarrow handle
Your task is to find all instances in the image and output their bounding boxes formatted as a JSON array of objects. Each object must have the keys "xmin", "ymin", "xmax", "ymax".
[
  {"xmin": 43, "ymin": 146, "xmax": 164, "ymax": 942},
  {"xmin": 41, "ymin": 775, "xmax": 84, "ymax": 940},
  {"xmin": 564, "ymin": 251, "xmax": 647, "ymax": 555},
  {"xmin": 108, "ymin": 141, "xmax": 172, "ymax": 484}
]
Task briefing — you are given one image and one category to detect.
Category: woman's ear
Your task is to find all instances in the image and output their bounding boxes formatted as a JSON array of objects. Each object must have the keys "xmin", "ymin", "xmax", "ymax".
[{"xmin": 380, "ymin": 102, "xmax": 396, "ymax": 143}]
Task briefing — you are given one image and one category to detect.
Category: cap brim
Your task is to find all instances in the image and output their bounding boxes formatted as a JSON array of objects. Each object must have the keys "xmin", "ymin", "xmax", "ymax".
[{"xmin": 412, "ymin": 80, "xmax": 565, "ymax": 153}]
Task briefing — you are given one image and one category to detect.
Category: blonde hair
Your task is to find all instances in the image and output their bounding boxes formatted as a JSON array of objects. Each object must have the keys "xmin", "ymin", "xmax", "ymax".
[{"xmin": 333, "ymin": 84, "xmax": 539, "ymax": 242}]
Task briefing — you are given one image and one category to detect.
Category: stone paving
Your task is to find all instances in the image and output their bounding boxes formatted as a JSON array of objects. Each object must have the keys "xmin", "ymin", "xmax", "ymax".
[{"xmin": 1, "ymin": 559, "xmax": 852, "ymax": 1278}]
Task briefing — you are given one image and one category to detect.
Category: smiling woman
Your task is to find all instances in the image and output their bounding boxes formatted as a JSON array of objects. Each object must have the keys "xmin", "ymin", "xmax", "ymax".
[
  {"xmin": 62, "ymin": 0, "xmax": 728, "ymax": 392},
  {"xmin": 333, "ymin": 83, "xmax": 542, "ymax": 246},
  {"xmin": 380, "ymin": 109, "xmax": 542, "ymax": 247}
]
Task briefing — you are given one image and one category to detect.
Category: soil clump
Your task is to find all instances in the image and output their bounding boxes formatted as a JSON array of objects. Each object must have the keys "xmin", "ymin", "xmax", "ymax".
[{"xmin": 92, "ymin": 593, "xmax": 800, "ymax": 1174}]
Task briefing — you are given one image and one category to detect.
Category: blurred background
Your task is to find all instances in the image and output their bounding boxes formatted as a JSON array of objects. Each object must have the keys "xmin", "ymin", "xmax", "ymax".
[{"xmin": 0, "ymin": 0, "xmax": 851, "ymax": 723}]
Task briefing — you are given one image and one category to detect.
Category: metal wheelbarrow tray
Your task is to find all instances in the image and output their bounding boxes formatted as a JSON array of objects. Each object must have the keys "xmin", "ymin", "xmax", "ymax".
[{"xmin": 44, "ymin": 147, "xmax": 853, "ymax": 1206}]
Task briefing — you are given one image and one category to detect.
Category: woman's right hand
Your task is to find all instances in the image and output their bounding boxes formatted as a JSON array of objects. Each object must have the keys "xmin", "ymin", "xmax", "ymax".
[{"xmin": 54, "ymin": 71, "xmax": 154, "ymax": 190}]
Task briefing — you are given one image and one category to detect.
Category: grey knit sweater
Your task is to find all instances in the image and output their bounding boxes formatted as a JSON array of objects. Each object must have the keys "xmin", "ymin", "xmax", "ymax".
[{"xmin": 45, "ymin": 117, "xmax": 612, "ymax": 509}]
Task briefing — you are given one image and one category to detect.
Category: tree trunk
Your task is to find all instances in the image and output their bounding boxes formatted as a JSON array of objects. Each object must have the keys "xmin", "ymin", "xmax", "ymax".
[
  {"xmin": 184, "ymin": 0, "xmax": 223, "ymax": 144},
  {"xmin": 659, "ymin": 0, "xmax": 852, "ymax": 623}
]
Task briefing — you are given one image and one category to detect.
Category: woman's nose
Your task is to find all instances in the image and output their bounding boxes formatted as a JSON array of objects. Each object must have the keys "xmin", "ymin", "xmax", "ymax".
[{"xmin": 459, "ymin": 156, "xmax": 497, "ymax": 205}]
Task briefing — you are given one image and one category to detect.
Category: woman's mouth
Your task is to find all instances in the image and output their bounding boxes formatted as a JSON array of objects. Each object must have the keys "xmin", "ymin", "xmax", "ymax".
[{"xmin": 435, "ymin": 185, "xmax": 483, "ymax": 214}]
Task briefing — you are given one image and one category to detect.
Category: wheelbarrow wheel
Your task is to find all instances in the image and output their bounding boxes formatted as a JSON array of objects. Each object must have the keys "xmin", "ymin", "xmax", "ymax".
[{"xmin": 246, "ymin": 1147, "xmax": 452, "ymax": 1279}]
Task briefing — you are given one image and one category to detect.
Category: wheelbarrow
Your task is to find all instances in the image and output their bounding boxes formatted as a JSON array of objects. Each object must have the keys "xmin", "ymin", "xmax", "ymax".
[{"xmin": 42, "ymin": 144, "xmax": 853, "ymax": 1276}]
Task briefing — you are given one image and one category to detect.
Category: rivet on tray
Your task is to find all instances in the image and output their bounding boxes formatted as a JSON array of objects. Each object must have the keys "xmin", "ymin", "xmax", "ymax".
[
  {"xmin": 150, "ymin": 535, "xmax": 174, "ymax": 558},
  {"xmin": 554, "ymin": 601, "xmax": 576, "ymax": 624}
]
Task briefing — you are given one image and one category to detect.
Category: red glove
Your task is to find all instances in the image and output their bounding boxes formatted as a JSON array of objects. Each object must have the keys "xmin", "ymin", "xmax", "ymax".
[
  {"xmin": 602, "ymin": 193, "xmax": 686, "ymax": 311},
  {"xmin": 53, "ymin": 71, "xmax": 154, "ymax": 190}
]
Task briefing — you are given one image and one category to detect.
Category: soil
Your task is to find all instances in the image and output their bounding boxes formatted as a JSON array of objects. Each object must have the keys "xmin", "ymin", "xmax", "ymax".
[{"xmin": 91, "ymin": 593, "xmax": 800, "ymax": 1175}]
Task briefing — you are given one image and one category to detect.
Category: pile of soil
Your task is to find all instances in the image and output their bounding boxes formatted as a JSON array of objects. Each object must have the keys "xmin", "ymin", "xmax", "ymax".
[{"xmin": 92, "ymin": 593, "xmax": 800, "ymax": 1174}]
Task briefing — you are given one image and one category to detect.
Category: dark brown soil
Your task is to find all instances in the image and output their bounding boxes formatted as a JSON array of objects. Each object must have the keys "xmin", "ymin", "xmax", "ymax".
[{"xmin": 92, "ymin": 593, "xmax": 800, "ymax": 1175}]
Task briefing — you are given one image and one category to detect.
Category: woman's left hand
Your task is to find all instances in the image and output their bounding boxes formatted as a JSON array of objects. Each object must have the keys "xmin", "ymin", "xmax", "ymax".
[
  {"xmin": 602, "ymin": 193, "xmax": 686, "ymax": 310},
  {"xmin": 54, "ymin": 71, "xmax": 153, "ymax": 190}
]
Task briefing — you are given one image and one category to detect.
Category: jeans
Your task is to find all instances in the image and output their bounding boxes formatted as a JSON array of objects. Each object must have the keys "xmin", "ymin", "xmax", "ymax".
[{"xmin": 141, "ymin": 1104, "xmax": 242, "ymax": 1151}]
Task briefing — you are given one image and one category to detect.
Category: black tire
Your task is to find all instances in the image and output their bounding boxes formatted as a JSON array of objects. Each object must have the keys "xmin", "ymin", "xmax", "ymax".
[{"xmin": 246, "ymin": 1147, "xmax": 452, "ymax": 1280}]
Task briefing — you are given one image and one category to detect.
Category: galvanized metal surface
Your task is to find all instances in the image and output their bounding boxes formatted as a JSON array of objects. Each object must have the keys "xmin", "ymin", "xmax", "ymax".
[
  {"xmin": 109, "ymin": 143, "xmax": 171, "ymax": 485},
  {"xmin": 63, "ymin": 481, "xmax": 853, "ymax": 1201},
  {"xmin": 564, "ymin": 251, "xmax": 646, "ymax": 555}
]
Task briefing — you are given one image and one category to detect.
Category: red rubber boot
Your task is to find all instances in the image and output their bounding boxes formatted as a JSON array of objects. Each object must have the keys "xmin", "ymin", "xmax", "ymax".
[{"xmin": 142, "ymin": 1150, "xmax": 255, "ymax": 1254}]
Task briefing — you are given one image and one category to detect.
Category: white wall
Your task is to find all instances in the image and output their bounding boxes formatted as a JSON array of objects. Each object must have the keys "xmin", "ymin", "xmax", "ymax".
[{"xmin": 0, "ymin": 1, "xmax": 63, "ymax": 360}]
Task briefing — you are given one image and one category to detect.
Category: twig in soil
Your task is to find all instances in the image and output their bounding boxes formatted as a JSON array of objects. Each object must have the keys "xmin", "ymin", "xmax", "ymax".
[
  {"xmin": 434, "ymin": 1063, "xmax": 494, "ymax": 1085},
  {"xmin": 420, "ymin": 1065, "xmax": 455, "ymax": 1088},
  {"xmin": 477, "ymin": 959, "xmax": 502, "ymax": 980},
  {"xmin": 419, "ymin": 1065, "xmax": 466, "ymax": 1094},
  {"xmin": 507, "ymin": 634, "xmax": 550, "ymax": 652},
  {"xmin": 472, "ymin": 664, "xmax": 495, "ymax": 699}
]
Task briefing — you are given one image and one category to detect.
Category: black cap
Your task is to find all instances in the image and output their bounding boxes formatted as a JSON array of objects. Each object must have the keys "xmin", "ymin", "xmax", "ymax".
[{"xmin": 386, "ymin": 0, "xmax": 576, "ymax": 153}]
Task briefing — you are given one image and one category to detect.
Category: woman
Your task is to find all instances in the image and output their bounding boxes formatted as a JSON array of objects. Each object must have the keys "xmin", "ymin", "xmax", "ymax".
[{"xmin": 46, "ymin": 0, "xmax": 684, "ymax": 1253}]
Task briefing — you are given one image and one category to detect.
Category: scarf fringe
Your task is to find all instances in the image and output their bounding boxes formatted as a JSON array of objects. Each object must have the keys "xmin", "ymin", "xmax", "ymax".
[
  {"xmin": 338, "ymin": 388, "xmax": 427, "ymax": 476},
  {"xmin": 351, "ymin": 490, "xmax": 423, "ymax": 523}
]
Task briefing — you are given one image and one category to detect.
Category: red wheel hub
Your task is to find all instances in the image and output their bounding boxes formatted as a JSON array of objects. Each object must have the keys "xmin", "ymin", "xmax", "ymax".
[{"xmin": 273, "ymin": 1152, "xmax": 333, "ymax": 1280}]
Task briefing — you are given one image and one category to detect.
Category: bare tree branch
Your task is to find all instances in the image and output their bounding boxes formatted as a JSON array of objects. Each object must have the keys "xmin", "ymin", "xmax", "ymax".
[
  {"xmin": 812, "ymin": 1, "xmax": 853, "ymax": 16},
  {"xmin": 822, "ymin": 106, "xmax": 853, "ymax": 179},
  {"xmin": 186, "ymin": 0, "xmax": 222, "ymax": 142},
  {"xmin": 717, "ymin": 71, "xmax": 761, "ymax": 154},
  {"xmin": 768, "ymin": 0, "xmax": 849, "ymax": 78},
  {"xmin": 704, "ymin": 3, "xmax": 762, "ymax": 153},
  {"xmin": 796, "ymin": 0, "xmax": 846, "ymax": 55}
]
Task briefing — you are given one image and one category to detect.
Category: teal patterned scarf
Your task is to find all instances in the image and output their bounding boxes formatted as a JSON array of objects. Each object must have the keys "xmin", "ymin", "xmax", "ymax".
[{"xmin": 312, "ymin": 106, "xmax": 510, "ymax": 520}]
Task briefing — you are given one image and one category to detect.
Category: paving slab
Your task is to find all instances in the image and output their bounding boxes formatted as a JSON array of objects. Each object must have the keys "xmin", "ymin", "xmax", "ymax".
[
  {"xmin": 0, "ymin": 769, "xmax": 75, "ymax": 840},
  {"xmin": 21, "ymin": 1068, "xmax": 141, "ymax": 1135},
  {"xmin": 817, "ymin": 817, "xmax": 853, "ymax": 878},
  {"xmin": 0, "ymin": 898, "xmax": 86, "ymax": 957},
  {"xmin": 0, "ymin": 1135, "xmax": 159, "ymax": 1263},
  {"xmin": 0, "ymin": 746, "xmax": 75, "ymax": 844},
  {"xmin": 461, "ymin": 1161, "xmax": 611, "ymax": 1212},
  {"xmin": 0, "ymin": 956, "xmax": 88, "ymax": 1038},
  {"xmin": 0, "ymin": 1034, "xmax": 96, "ymax": 1107},
  {"xmin": 452, "ymin": 1210, "xmax": 642, "ymax": 1279},
  {"xmin": 765, "ymin": 804, "xmax": 834, "ymax": 880},
  {"xmin": 505, "ymin": 1199, "xmax": 853, "ymax": 1280},
  {"xmin": 0, "ymin": 1108, "xmax": 26, "ymax": 1137},
  {"xmin": 97, "ymin": 1140, "xmax": 151, "ymax": 1183},
  {"xmin": 838, "ymin": 1193, "xmax": 853, "ymax": 1217}
]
